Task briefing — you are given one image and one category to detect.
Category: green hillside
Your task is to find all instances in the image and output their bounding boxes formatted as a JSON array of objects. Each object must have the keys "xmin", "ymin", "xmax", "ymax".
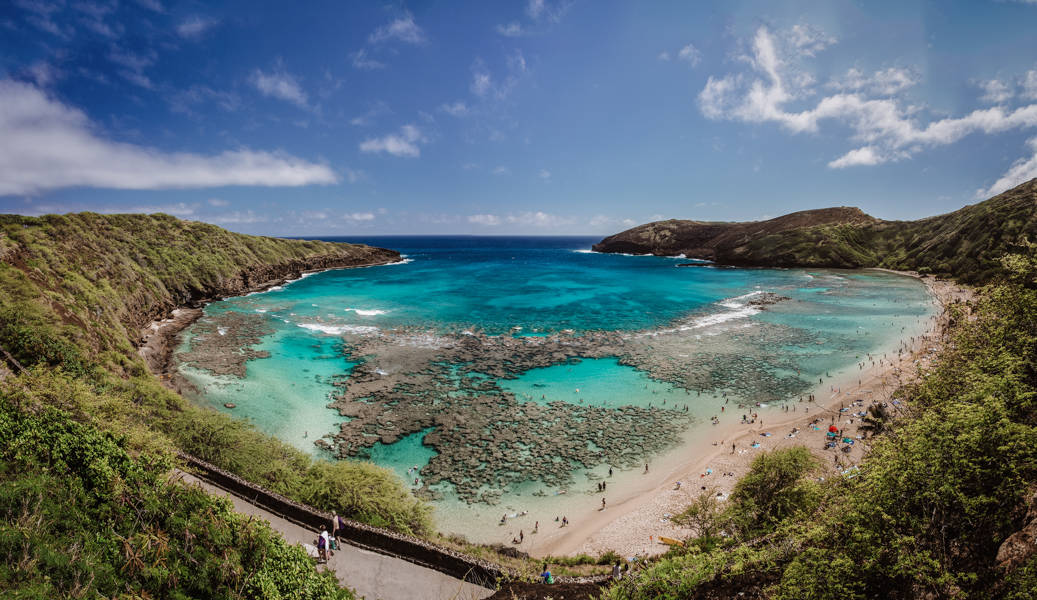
[
  {"xmin": 0, "ymin": 213, "xmax": 431, "ymax": 538},
  {"xmin": 595, "ymin": 179, "xmax": 1037, "ymax": 284},
  {"xmin": 602, "ymin": 248, "xmax": 1037, "ymax": 599}
]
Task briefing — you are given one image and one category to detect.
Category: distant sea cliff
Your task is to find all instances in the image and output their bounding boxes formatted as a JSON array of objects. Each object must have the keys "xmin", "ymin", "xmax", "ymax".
[{"xmin": 593, "ymin": 178, "xmax": 1037, "ymax": 283}]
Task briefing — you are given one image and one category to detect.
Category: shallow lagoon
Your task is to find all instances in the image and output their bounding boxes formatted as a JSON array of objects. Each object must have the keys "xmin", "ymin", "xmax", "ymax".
[{"xmin": 174, "ymin": 236, "xmax": 935, "ymax": 542}]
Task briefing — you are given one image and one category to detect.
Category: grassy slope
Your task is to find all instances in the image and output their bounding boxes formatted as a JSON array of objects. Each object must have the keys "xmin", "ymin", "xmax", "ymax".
[
  {"xmin": 0, "ymin": 391, "xmax": 353, "ymax": 600},
  {"xmin": 599, "ymin": 179, "xmax": 1037, "ymax": 285},
  {"xmin": 732, "ymin": 178, "xmax": 1037, "ymax": 283},
  {"xmin": 0, "ymin": 212, "xmax": 399, "ymax": 357},
  {"xmin": 603, "ymin": 249, "xmax": 1037, "ymax": 599},
  {"xmin": 0, "ymin": 212, "xmax": 431, "ymax": 536}
]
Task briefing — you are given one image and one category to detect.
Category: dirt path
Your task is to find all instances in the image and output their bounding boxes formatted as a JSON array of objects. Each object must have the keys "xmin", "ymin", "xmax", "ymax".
[{"xmin": 175, "ymin": 471, "xmax": 493, "ymax": 600}]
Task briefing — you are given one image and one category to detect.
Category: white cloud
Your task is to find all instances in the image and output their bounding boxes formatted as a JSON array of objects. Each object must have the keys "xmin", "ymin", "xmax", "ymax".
[
  {"xmin": 349, "ymin": 101, "xmax": 390, "ymax": 126},
  {"xmin": 1023, "ymin": 70, "xmax": 1037, "ymax": 101},
  {"xmin": 658, "ymin": 51, "xmax": 671, "ymax": 61},
  {"xmin": 469, "ymin": 53, "xmax": 527, "ymax": 100},
  {"xmin": 525, "ymin": 0, "xmax": 568, "ymax": 23},
  {"xmin": 206, "ymin": 210, "xmax": 268, "ymax": 225},
  {"xmin": 207, "ymin": 198, "xmax": 229, "ymax": 207},
  {"xmin": 343, "ymin": 212, "xmax": 375, "ymax": 221},
  {"xmin": 978, "ymin": 79, "xmax": 1012, "ymax": 104},
  {"xmin": 440, "ymin": 101, "xmax": 469, "ymax": 116},
  {"xmin": 350, "ymin": 49, "xmax": 386, "ymax": 70},
  {"xmin": 25, "ymin": 61, "xmax": 60, "ymax": 87},
  {"xmin": 108, "ymin": 47, "xmax": 156, "ymax": 89},
  {"xmin": 471, "ymin": 71, "xmax": 492, "ymax": 97},
  {"xmin": 828, "ymin": 146, "xmax": 885, "ymax": 169},
  {"xmin": 468, "ymin": 214, "xmax": 501, "ymax": 226},
  {"xmin": 677, "ymin": 44, "xmax": 701, "ymax": 67},
  {"xmin": 177, "ymin": 16, "xmax": 216, "ymax": 38},
  {"xmin": 698, "ymin": 26, "xmax": 1037, "ymax": 169},
  {"xmin": 169, "ymin": 85, "xmax": 241, "ymax": 114},
  {"xmin": 135, "ymin": 0, "xmax": 164, "ymax": 12},
  {"xmin": 251, "ymin": 66, "xmax": 308, "ymax": 108},
  {"xmin": 0, "ymin": 80, "xmax": 337, "ymax": 196},
  {"xmin": 492, "ymin": 165, "xmax": 510, "ymax": 175},
  {"xmin": 506, "ymin": 211, "xmax": 575, "ymax": 227},
  {"xmin": 784, "ymin": 23, "xmax": 836, "ymax": 57},
  {"xmin": 359, "ymin": 124, "xmax": 425, "ymax": 157},
  {"xmin": 828, "ymin": 67, "xmax": 917, "ymax": 96},
  {"xmin": 977, "ymin": 136, "xmax": 1037, "ymax": 198},
  {"xmin": 527, "ymin": 0, "xmax": 546, "ymax": 19},
  {"xmin": 538, "ymin": 169, "xmax": 551, "ymax": 179},
  {"xmin": 497, "ymin": 22, "xmax": 524, "ymax": 37},
  {"xmin": 369, "ymin": 12, "xmax": 425, "ymax": 45}
]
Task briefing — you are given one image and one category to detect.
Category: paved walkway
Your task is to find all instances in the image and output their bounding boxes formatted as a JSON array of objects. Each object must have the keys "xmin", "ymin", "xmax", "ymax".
[{"xmin": 177, "ymin": 472, "xmax": 493, "ymax": 600}]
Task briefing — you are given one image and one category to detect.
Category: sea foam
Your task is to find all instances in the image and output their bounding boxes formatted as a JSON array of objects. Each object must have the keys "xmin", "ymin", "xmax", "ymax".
[
  {"xmin": 298, "ymin": 322, "xmax": 379, "ymax": 335},
  {"xmin": 346, "ymin": 307, "xmax": 388, "ymax": 316}
]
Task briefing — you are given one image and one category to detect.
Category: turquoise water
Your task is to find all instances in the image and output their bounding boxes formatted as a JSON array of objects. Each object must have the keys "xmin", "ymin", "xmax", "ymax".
[
  {"xmin": 178, "ymin": 321, "xmax": 356, "ymax": 453},
  {"xmin": 502, "ymin": 358, "xmax": 691, "ymax": 409},
  {"xmin": 174, "ymin": 236, "xmax": 935, "ymax": 539}
]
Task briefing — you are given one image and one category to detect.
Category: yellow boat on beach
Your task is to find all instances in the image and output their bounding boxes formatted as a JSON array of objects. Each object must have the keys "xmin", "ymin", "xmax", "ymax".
[{"xmin": 659, "ymin": 536, "xmax": 684, "ymax": 547}]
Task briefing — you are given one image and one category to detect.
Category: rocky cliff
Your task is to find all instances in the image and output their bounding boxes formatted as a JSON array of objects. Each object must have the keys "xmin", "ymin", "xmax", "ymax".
[{"xmin": 593, "ymin": 179, "xmax": 1037, "ymax": 283}]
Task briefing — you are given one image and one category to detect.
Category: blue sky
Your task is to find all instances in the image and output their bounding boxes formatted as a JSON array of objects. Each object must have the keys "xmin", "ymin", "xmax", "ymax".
[{"xmin": 1, "ymin": 0, "xmax": 1036, "ymax": 235}]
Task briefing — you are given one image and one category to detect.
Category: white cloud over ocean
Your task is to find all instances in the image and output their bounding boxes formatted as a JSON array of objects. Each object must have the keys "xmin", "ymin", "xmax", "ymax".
[
  {"xmin": 0, "ymin": 80, "xmax": 338, "ymax": 196},
  {"xmin": 698, "ymin": 26, "xmax": 1037, "ymax": 171}
]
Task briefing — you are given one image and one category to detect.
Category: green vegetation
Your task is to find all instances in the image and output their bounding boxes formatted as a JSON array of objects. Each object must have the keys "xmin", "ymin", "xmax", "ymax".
[
  {"xmin": 0, "ymin": 212, "xmax": 431, "ymax": 538},
  {"xmin": 600, "ymin": 178, "xmax": 1037, "ymax": 284},
  {"xmin": 733, "ymin": 178, "xmax": 1037, "ymax": 282},
  {"xmin": 0, "ymin": 392, "xmax": 352, "ymax": 600},
  {"xmin": 603, "ymin": 247, "xmax": 1037, "ymax": 599}
]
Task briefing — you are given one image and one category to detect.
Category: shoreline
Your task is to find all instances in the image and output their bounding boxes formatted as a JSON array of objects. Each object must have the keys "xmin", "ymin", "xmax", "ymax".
[
  {"xmin": 138, "ymin": 257, "xmax": 407, "ymax": 391},
  {"xmin": 530, "ymin": 271, "xmax": 971, "ymax": 558},
  {"xmin": 151, "ymin": 259, "xmax": 968, "ymax": 560}
]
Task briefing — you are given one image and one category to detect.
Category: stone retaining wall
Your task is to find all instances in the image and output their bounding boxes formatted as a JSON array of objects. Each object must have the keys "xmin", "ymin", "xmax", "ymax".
[{"xmin": 180, "ymin": 453, "xmax": 609, "ymax": 589}]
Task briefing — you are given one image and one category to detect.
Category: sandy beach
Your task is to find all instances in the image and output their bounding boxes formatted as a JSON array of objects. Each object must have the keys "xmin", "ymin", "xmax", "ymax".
[{"xmin": 527, "ymin": 272, "xmax": 972, "ymax": 558}]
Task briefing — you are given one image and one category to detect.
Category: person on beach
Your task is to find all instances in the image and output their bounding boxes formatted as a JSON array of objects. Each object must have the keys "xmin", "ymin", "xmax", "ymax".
[
  {"xmin": 612, "ymin": 561, "xmax": 623, "ymax": 581},
  {"xmin": 602, "ymin": 497, "xmax": 607, "ymax": 509},
  {"xmin": 562, "ymin": 516, "xmax": 569, "ymax": 526},
  {"xmin": 541, "ymin": 564, "xmax": 554, "ymax": 584},
  {"xmin": 644, "ymin": 463, "xmax": 649, "ymax": 473}
]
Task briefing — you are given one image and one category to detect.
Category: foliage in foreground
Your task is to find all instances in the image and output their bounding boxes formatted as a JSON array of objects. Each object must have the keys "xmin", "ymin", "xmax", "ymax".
[
  {"xmin": 604, "ymin": 248, "xmax": 1037, "ymax": 599},
  {"xmin": 0, "ymin": 395, "xmax": 352, "ymax": 600},
  {"xmin": 0, "ymin": 213, "xmax": 432, "ymax": 536}
]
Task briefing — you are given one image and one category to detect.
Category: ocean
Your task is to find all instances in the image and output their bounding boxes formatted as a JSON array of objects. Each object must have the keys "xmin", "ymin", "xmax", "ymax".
[{"xmin": 173, "ymin": 236, "xmax": 935, "ymax": 544}]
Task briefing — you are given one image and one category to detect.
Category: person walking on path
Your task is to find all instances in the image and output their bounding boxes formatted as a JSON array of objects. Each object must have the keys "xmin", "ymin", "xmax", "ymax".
[
  {"xmin": 331, "ymin": 513, "xmax": 345, "ymax": 545},
  {"xmin": 317, "ymin": 527, "xmax": 330, "ymax": 563}
]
